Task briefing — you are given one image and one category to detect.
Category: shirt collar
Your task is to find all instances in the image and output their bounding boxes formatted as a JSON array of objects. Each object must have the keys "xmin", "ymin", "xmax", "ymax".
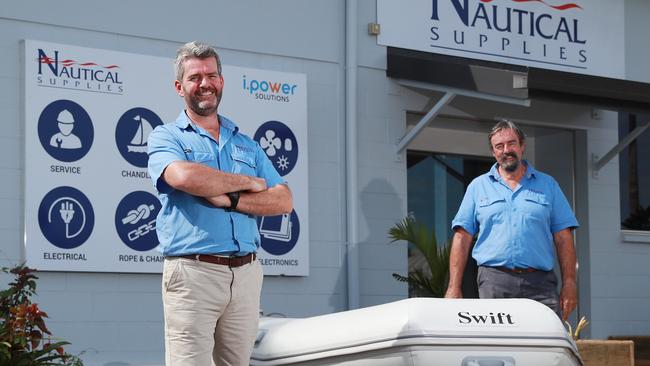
[
  {"xmin": 488, "ymin": 160, "xmax": 536, "ymax": 181},
  {"xmin": 524, "ymin": 161, "xmax": 537, "ymax": 179},
  {"xmin": 172, "ymin": 110, "xmax": 239, "ymax": 137}
]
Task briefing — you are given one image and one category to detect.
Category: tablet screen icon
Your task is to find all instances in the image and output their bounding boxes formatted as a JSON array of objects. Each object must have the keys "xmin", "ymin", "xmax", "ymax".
[
  {"xmin": 258, "ymin": 210, "xmax": 300, "ymax": 256},
  {"xmin": 259, "ymin": 213, "xmax": 292, "ymax": 242}
]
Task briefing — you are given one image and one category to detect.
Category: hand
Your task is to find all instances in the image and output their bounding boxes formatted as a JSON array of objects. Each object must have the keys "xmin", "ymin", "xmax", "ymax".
[
  {"xmin": 444, "ymin": 287, "xmax": 463, "ymax": 299},
  {"xmin": 559, "ymin": 281, "xmax": 578, "ymax": 321},
  {"xmin": 206, "ymin": 194, "xmax": 231, "ymax": 208},
  {"xmin": 248, "ymin": 177, "xmax": 267, "ymax": 193}
]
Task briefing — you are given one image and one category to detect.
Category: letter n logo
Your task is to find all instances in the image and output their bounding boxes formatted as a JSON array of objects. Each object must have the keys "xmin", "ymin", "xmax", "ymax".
[
  {"xmin": 431, "ymin": 0, "xmax": 470, "ymax": 26},
  {"xmin": 37, "ymin": 49, "xmax": 58, "ymax": 75}
]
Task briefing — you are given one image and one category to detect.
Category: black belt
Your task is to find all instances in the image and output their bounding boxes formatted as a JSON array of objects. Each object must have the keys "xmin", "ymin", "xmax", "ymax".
[
  {"xmin": 176, "ymin": 253, "xmax": 256, "ymax": 267},
  {"xmin": 493, "ymin": 266, "xmax": 539, "ymax": 274}
]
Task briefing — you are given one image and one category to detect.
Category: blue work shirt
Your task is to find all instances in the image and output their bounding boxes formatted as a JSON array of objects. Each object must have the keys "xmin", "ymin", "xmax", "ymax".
[
  {"xmin": 451, "ymin": 161, "xmax": 578, "ymax": 271},
  {"xmin": 147, "ymin": 111, "xmax": 284, "ymax": 257}
]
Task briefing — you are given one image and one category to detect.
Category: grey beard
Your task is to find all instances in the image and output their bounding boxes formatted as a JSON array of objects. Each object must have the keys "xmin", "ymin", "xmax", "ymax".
[{"xmin": 502, "ymin": 158, "xmax": 519, "ymax": 172}]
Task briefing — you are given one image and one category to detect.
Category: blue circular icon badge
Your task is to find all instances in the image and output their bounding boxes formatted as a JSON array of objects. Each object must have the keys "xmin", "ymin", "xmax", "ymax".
[
  {"xmin": 115, "ymin": 191, "xmax": 161, "ymax": 251},
  {"xmin": 257, "ymin": 209, "xmax": 300, "ymax": 256},
  {"xmin": 254, "ymin": 121, "xmax": 298, "ymax": 176},
  {"xmin": 38, "ymin": 100, "xmax": 94, "ymax": 162},
  {"xmin": 38, "ymin": 186, "xmax": 95, "ymax": 249},
  {"xmin": 115, "ymin": 107, "xmax": 163, "ymax": 168}
]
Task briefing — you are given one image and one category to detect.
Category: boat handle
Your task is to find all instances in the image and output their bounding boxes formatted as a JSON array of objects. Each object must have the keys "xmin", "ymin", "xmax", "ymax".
[{"xmin": 462, "ymin": 356, "xmax": 515, "ymax": 366}]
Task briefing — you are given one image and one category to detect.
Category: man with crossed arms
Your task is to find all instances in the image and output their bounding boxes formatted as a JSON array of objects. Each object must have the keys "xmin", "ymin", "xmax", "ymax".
[{"xmin": 148, "ymin": 41, "xmax": 292, "ymax": 365}]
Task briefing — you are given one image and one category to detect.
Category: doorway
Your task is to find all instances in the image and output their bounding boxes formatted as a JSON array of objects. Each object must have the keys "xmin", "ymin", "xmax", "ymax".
[{"xmin": 407, "ymin": 151, "xmax": 492, "ymax": 298}]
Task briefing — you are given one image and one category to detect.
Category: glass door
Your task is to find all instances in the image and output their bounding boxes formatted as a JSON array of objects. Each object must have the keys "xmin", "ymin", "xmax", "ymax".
[{"xmin": 406, "ymin": 151, "xmax": 493, "ymax": 298}]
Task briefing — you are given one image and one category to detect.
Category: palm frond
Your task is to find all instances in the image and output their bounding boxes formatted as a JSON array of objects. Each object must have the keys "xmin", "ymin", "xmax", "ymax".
[{"xmin": 388, "ymin": 215, "xmax": 451, "ymax": 298}]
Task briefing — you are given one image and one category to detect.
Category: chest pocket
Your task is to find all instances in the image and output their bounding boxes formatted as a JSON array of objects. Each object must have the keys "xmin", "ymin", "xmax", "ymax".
[
  {"xmin": 231, "ymin": 149, "xmax": 257, "ymax": 175},
  {"xmin": 522, "ymin": 191, "xmax": 550, "ymax": 222},
  {"xmin": 477, "ymin": 196, "xmax": 506, "ymax": 224},
  {"xmin": 183, "ymin": 148, "xmax": 214, "ymax": 164}
]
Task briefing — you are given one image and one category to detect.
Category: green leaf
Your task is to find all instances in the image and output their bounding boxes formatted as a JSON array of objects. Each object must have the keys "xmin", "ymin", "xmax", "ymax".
[
  {"xmin": 0, "ymin": 264, "xmax": 84, "ymax": 365},
  {"xmin": 388, "ymin": 215, "xmax": 451, "ymax": 298}
]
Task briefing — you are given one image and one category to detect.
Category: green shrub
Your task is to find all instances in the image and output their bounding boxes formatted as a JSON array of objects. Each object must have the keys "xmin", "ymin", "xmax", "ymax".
[{"xmin": 0, "ymin": 265, "xmax": 83, "ymax": 366}]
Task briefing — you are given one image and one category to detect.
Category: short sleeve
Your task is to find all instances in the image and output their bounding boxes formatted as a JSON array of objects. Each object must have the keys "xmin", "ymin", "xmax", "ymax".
[
  {"xmin": 451, "ymin": 181, "xmax": 478, "ymax": 235},
  {"xmin": 147, "ymin": 126, "xmax": 185, "ymax": 193},
  {"xmin": 550, "ymin": 180, "xmax": 579, "ymax": 233},
  {"xmin": 254, "ymin": 141, "xmax": 284, "ymax": 188}
]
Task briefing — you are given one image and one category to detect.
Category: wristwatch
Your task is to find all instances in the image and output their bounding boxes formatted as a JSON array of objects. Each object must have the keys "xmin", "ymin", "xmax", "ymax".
[{"xmin": 226, "ymin": 191, "xmax": 240, "ymax": 212}]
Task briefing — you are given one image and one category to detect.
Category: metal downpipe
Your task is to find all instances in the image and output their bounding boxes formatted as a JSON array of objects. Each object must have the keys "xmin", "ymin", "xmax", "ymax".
[{"xmin": 345, "ymin": 0, "xmax": 360, "ymax": 310}]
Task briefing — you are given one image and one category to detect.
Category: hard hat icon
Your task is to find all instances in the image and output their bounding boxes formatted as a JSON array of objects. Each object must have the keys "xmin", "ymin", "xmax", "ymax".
[{"xmin": 57, "ymin": 110, "xmax": 74, "ymax": 124}]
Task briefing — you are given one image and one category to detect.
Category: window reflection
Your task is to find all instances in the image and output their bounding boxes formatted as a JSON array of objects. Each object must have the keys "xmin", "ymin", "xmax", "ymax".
[
  {"xmin": 619, "ymin": 113, "xmax": 650, "ymax": 231},
  {"xmin": 406, "ymin": 151, "xmax": 492, "ymax": 298}
]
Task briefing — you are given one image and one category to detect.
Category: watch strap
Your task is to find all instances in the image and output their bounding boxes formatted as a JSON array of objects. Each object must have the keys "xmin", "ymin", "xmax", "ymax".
[{"xmin": 226, "ymin": 191, "xmax": 240, "ymax": 212}]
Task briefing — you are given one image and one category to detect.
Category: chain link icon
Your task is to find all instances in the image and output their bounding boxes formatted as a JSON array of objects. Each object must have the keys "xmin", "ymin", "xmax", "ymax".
[{"xmin": 127, "ymin": 219, "xmax": 157, "ymax": 241}]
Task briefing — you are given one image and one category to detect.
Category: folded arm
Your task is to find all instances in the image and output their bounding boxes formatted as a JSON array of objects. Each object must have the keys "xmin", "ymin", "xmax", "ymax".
[
  {"xmin": 206, "ymin": 183, "xmax": 293, "ymax": 216},
  {"xmin": 162, "ymin": 160, "xmax": 266, "ymax": 197}
]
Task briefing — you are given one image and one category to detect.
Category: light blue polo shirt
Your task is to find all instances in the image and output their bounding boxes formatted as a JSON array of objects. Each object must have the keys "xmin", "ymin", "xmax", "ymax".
[
  {"xmin": 451, "ymin": 161, "xmax": 578, "ymax": 271},
  {"xmin": 147, "ymin": 111, "xmax": 284, "ymax": 257}
]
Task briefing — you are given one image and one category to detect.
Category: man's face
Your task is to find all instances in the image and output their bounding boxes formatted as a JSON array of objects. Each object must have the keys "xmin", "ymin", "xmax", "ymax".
[
  {"xmin": 490, "ymin": 128, "xmax": 525, "ymax": 173},
  {"xmin": 175, "ymin": 57, "xmax": 223, "ymax": 117}
]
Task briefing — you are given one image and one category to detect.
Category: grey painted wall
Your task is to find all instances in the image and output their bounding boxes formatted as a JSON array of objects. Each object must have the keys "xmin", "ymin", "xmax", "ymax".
[
  {"xmin": 609, "ymin": 2, "xmax": 650, "ymax": 337},
  {"xmin": 625, "ymin": 0, "xmax": 650, "ymax": 82}
]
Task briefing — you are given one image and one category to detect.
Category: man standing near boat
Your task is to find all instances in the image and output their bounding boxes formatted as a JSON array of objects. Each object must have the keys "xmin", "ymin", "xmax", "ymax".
[
  {"xmin": 147, "ymin": 41, "xmax": 292, "ymax": 366},
  {"xmin": 445, "ymin": 120, "xmax": 578, "ymax": 321}
]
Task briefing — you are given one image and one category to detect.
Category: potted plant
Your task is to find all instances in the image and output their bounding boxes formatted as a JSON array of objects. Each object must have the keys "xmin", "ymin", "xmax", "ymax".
[
  {"xmin": 388, "ymin": 215, "xmax": 451, "ymax": 297},
  {"xmin": 567, "ymin": 316, "xmax": 634, "ymax": 366}
]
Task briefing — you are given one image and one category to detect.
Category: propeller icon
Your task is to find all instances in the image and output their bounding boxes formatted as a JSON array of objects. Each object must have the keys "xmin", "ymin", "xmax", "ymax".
[{"xmin": 260, "ymin": 129, "xmax": 282, "ymax": 157}]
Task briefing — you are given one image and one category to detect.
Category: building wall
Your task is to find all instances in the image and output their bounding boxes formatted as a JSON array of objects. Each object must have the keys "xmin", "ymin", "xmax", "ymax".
[
  {"xmin": 591, "ymin": 0, "xmax": 650, "ymax": 338},
  {"xmin": 587, "ymin": 116, "xmax": 650, "ymax": 338},
  {"xmin": 625, "ymin": 0, "xmax": 650, "ymax": 83},
  {"xmin": 2, "ymin": 1, "xmax": 649, "ymax": 365},
  {"xmin": 0, "ymin": 1, "xmax": 408, "ymax": 365},
  {"xmin": 356, "ymin": 0, "xmax": 409, "ymax": 307}
]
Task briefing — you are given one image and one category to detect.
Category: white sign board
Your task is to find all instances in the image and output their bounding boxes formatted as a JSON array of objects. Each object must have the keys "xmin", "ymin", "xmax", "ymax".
[
  {"xmin": 24, "ymin": 40, "xmax": 309, "ymax": 275},
  {"xmin": 221, "ymin": 66, "xmax": 309, "ymax": 276},
  {"xmin": 378, "ymin": 0, "xmax": 625, "ymax": 79}
]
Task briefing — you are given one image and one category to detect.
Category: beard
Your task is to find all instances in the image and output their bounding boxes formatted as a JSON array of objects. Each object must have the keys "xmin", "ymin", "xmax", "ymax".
[
  {"xmin": 186, "ymin": 89, "xmax": 220, "ymax": 117},
  {"xmin": 500, "ymin": 152, "xmax": 520, "ymax": 172}
]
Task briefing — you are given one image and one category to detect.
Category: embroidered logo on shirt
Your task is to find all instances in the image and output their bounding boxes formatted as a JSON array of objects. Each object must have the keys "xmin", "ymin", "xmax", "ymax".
[{"xmin": 233, "ymin": 145, "xmax": 254, "ymax": 154}]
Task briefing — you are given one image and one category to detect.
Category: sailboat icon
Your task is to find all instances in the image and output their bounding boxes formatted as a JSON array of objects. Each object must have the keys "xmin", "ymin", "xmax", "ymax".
[{"xmin": 127, "ymin": 115, "xmax": 152, "ymax": 153}]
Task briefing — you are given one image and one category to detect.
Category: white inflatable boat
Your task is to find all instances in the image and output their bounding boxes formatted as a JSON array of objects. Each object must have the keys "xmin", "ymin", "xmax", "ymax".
[{"xmin": 251, "ymin": 298, "xmax": 582, "ymax": 365}]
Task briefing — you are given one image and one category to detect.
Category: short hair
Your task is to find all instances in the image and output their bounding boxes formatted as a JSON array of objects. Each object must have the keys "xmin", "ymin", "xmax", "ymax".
[
  {"xmin": 174, "ymin": 41, "xmax": 222, "ymax": 81},
  {"xmin": 488, "ymin": 119, "xmax": 526, "ymax": 149}
]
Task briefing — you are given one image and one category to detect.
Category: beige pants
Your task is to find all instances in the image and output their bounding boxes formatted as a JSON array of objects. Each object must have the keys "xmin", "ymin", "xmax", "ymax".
[{"xmin": 162, "ymin": 257, "xmax": 263, "ymax": 366}]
